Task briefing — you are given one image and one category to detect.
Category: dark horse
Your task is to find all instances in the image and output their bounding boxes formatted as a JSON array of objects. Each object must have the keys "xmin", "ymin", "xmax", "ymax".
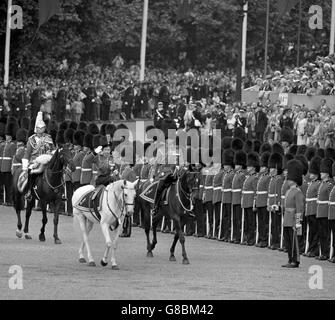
[
  {"xmin": 13, "ymin": 148, "xmax": 75, "ymax": 244},
  {"xmin": 137, "ymin": 167, "xmax": 200, "ymax": 264}
]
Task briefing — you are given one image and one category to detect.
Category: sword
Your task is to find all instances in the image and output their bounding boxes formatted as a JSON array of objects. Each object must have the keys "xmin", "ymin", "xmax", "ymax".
[
  {"xmin": 230, "ymin": 204, "xmax": 234, "ymax": 242},
  {"xmin": 218, "ymin": 201, "xmax": 223, "ymax": 240},
  {"xmin": 305, "ymin": 221, "xmax": 310, "ymax": 255},
  {"xmin": 240, "ymin": 208, "xmax": 245, "ymax": 244},
  {"xmin": 268, "ymin": 210, "xmax": 272, "ymax": 248},
  {"xmin": 330, "ymin": 230, "xmax": 334, "ymax": 260},
  {"xmin": 280, "ymin": 212, "xmax": 284, "ymax": 249}
]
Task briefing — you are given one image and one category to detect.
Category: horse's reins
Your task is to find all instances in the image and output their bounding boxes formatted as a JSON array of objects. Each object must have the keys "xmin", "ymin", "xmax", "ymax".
[{"xmin": 176, "ymin": 175, "xmax": 193, "ymax": 212}]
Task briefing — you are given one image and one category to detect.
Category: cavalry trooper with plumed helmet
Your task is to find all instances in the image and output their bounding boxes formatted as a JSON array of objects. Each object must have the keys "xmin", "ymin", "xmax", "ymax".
[{"xmin": 22, "ymin": 112, "xmax": 56, "ymax": 201}]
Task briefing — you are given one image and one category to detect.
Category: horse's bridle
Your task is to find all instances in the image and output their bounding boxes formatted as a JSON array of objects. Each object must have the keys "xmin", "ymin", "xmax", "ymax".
[{"xmin": 176, "ymin": 170, "xmax": 197, "ymax": 212}]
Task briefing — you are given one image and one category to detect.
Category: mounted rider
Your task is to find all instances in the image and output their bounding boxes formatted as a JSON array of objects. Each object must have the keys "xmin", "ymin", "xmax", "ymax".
[{"xmin": 22, "ymin": 112, "xmax": 56, "ymax": 200}]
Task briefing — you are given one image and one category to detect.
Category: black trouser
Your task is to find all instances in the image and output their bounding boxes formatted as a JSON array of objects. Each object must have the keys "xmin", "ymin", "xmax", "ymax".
[
  {"xmin": 245, "ymin": 207, "xmax": 256, "ymax": 245},
  {"xmin": 284, "ymin": 227, "xmax": 300, "ymax": 265},
  {"xmin": 0, "ymin": 172, "xmax": 4, "ymax": 204},
  {"xmin": 232, "ymin": 204, "xmax": 242, "ymax": 241},
  {"xmin": 213, "ymin": 202, "xmax": 221, "ymax": 238},
  {"xmin": 257, "ymin": 207, "xmax": 268, "ymax": 245},
  {"xmin": 2, "ymin": 172, "xmax": 13, "ymax": 204},
  {"xmin": 306, "ymin": 215, "xmax": 319, "ymax": 255},
  {"xmin": 122, "ymin": 215, "xmax": 132, "ymax": 237},
  {"xmin": 329, "ymin": 220, "xmax": 335, "ymax": 259},
  {"xmin": 204, "ymin": 201, "xmax": 213, "ymax": 237},
  {"xmin": 194, "ymin": 198, "xmax": 205, "ymax": 236},
  {"xmin": 220, "ymin": 203, "xmax": 231, "ymax": 240},
  {"xmin": 73, "ymin": 181, "xmax": 81, "ymax": 192},
  {"xmin": 298, "ymin": 217, "xmax": 307, "ymax": 253},
  {"xmin": 65, "ymin": 181, "xmax": 74, "ymax": 215},
  {"xmin": 317, "ymin": 217, "xmax": 330, "ymax": 257},
  {"xmin": 270, "ymin": 210, "xmax": 281, "ymax": 247}
]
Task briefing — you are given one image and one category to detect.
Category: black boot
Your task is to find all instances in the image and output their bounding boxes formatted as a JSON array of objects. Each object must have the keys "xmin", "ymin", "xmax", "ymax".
[{"xmin": 25, "ymin": 172, "xmax": 33, "ymax": 201}]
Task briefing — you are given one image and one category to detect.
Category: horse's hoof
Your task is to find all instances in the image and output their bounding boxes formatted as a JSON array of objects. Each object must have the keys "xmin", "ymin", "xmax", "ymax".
[
  {"xmin": 54, "ymin": 238, "xmax": 62, "ymax": 245},
  {"xmin": 16, "ymin": 230, "xmax": 23, "ymax": 239},
  {"xmin": 39, "ymin": 234, "xmax": 46, "ymax": 242},
  {"xmin": 25, "ymin": 234, "xmax": 32, "ymax": 240},
  {"xmin": 79, "ymin": 258, "xmax": 86, "ymax": 263},
  {"xmin": 182, "ymin": 258, "xmax": 190, "ymax": 265},
  {"xmin": 101, "ymin": 260, "xmax": 108, "ymax": 267},
  {"xmin": 147, "ymin": 252, "xmax": 153, "ymax": 258},
  {"xmin": 88, "ymin": 261, "xmax": 96, "ymax": 267},
  {"xmin": 169, "ymin": 255, "xmax": 176, "ymax": 262},
  {"xmin": 112, "ymin": 265, "xmax": 119, "ymax": 270}
]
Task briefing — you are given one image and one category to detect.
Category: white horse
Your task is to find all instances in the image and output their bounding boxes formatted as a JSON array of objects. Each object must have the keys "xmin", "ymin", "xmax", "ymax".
[{"xmin": 72, "ymin": 179, "xmax": 137, "ymax": 269}]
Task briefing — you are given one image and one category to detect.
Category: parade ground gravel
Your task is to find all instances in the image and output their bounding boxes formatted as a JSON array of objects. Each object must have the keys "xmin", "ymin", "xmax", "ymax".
[{"xmin": 0, "ymin": 207, "xmax": 334, "ymax": 300}]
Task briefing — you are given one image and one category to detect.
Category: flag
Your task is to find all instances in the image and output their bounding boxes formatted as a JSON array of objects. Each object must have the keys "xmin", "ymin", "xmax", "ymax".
[
  {"xmin": 177, "ymin": 0, "xmax": 193, "ymax": 21},
  {"xmin": 276, "ymin": 0, "xmax": 299, "ymax": 18},
  {"xmin": 39, "ymin": 0, "xmax": 61, "ymax": 27}
]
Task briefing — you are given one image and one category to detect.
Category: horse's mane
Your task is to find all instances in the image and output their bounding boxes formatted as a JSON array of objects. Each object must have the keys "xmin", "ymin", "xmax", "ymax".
[{"xmin": 48, "ymin": 149, "xmax": 59, "ymax": 170}]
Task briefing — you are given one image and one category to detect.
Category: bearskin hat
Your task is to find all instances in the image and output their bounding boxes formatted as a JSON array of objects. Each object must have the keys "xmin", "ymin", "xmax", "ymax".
[
  {"xmin": 59, "ymin": 121, "xmax": 68, "ymax": 131},
  {"xmin": 47, "ymin": 120, "xmax": 58, "ymax": 132},
  {"xmin": 78, "ymin": 121, "xmax": 88, "ymax": 132},
  {"xmin": 305, "ymin": 147, "xmax": 316, "ymax": 162},
  {"xmin": 93, "ymin": 134, "xmax": 102, "ymax": 149},
  {"xmin": 280, "ymin": 126, "xmax": 294, "ymax": 144},
  {"xmin": 260, "ymin": 142, "xmax": 272, "ymax": 154},
  {"xmin": 145, "ymin": 125, "xmax": 155, "ymax": 133},
  {"xmin": 222, "ymin": 149, "xmax": 234, "ymax": 167},
  {"xmin": 325, "ymin": 147, "xmax": 335, "ymax": 161},
  {"xmin": 100, "ymin": 135, "xmax": 109, "ymax": 149},
  {"xmin": 69, "ymin": 121, "xmax": 78, "ymax": 131},
  {"xmin": 20, "ymin": 117, "xmax": 30, "ymax": 131},
  {"xmin": 56, "ymin": 129, "xmax": 66, "ymax": 146},
  {"xmin": 295, "ymin": 154, "xmax": 308, "ymax": 176},
  {"xmin": 73, "ymin": 130, "xmax": 85, "ymax": 147},
  {"xmin": 297, "ymin": 145, "xmax": 307, "ymax": 155},
  {"xmin": 316, "ymin": 148, "xmax": 325, "ymax": 159},
  {"xmin": 0, "ymin": 116, "xmax": 7, "ymax": 125},
  {"xmin": 287, "ymin": 159, "xmax": 303, "ymax": 186},
  {"xmin": 16, "ymin": 128, "xmax": 27, "ymax": 144},
  {"xmin": 231, "ymin": 138, "xmax": 244, "ymax": 151},
  {"xmin": 221, "ymin": 136, "xmax": 232, "ymax": 150},
  {"xmin": 253, "ymin": 140, "xmax": 262, "ymax": 153},
  {"xmin": 49, "ymin": 129, "xmax": 57, "ymax": 145},
  {"xmin": 288, "ymin": 144, "xmax": 298, "ymax": 155},
  {"xmin": 5, "ymin": 118, "xmax": 18, "ymax": 139},
  {"xmin": 268, "ymin": 153, "xmax": 283, "ymax": 174},
  {"xmin": 272, "ymin": 142, "xmax": 284, "ymax": 155},
  {"xmin": 243, "ymin": 140, "xmax": 253, "ymax": 154},
  {"xmin": 64, "ymin": 128, "xmax": 75, "ymax": 144},
  {"xmin": 234, "ymin": 150, "xmax": 247, "ymax": 167},
  {"xmin": 260, "ymin": 151, "xmax": 271, "ymax": 168},
  {"xmin": 0, "ymin": 122, "xmax": 6, "ymax": 138},
  {"xmin": 283, "ymin": 153, "xmax": 294, "ymax": 170},
  {"xmin": 320, "ymin": 157, "xmax": 333, "ymax": 177},
  {"xmin": 83, "ymin": 133, "xmax": 94, "ymax": 150},
  {"xmin": 100, "ymin": 123, "xmax": 107, "ymax": 136},
  {"xmin": 88, "ymin": 123, "xmax": 99, "ymax": 135},
  {"xmin": 233, "ymin": 126, "xmax": 246, "ymax": 141},
  {"xmin": 309, "ymin": 156, "xmax": 321, "ymax": 177},
  {"xmin": 117, "ymin": 123, "xmax": 129, "ymax": 131},
  {"xmin": 106, "ymin": 124, "xmax": 116, "ymax": 136},
  {"xmin": 247, "ymin": 152, "xmax": 259, "ymax": 168}
]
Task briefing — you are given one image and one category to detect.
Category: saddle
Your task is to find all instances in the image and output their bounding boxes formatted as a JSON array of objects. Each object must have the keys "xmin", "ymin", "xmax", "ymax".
[
  {"xmin": 76, "ymin": 186, "xmax": 105, "ymax": 221},
  {"xmin": 140, "ymin": 180, "xmax": 172, "ymax": 205}
]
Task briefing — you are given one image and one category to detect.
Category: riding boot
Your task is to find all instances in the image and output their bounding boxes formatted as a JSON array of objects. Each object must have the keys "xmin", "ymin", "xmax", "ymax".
[{"xmin": 25, "ymin": 171, "xmax": 33, "ymax": 201}]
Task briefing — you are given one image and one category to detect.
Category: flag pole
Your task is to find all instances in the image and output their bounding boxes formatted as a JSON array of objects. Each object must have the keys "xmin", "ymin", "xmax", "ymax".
[
  {"xmin": 330, "ymin": 0, "xmax": 335, "ymax": 55},
  {"xmin": 264, "ymin": 0, "xmax": 270, "ymax": 77},
  {"xmin": 296, "ymin": 0, "xmax": 302, "ymax": 66},
  {"xmin": 241, "ymin": 1, "xmax": 248, "ymax": 78},
  {"xmin": 4, "ymin": 0, "xmax": 12, "ymax": 87},
  {"xmin": 140, "ymin": 0, "xmax": 149, "ymax": 82}
]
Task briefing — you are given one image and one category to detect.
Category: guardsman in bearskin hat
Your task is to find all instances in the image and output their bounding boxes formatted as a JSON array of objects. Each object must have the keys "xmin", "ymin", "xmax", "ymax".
[
  {"xmin": 1, "ymin": 117, "xmax": 18, "ymax": 205},
  {"xmin": 281, "ymin": 159, "xmax": 304, "ymax": 268},
  {"xmin": 12, "ymin": 128, "xmax": 28, "ymax": 175},
  {"xmin": 267, "ymin": 153, "xmax": 284, "ymax": 250},
  {"xmin": 80, "ymin": 133, "xmax": 95, "ymax": 186},
  {"xmin": 231, "ymin": 150, "xmax": 247, "ymax": 243},
  {"xmin": 280, "ymin": 126, "xmax": 294, "ymax": 154},
  {"xmin": 328, "ymin": 162, "xmax": 335, "ymax": 263},
  {"xmin": 0, "ymin": 117, "xmax": 6, "ymax": 204},
  {"xmin": 303, "ymin": 156, "xmax": 321, "ymax": 258},
  {"xmin": 22, "ymin": 112, "xmax": 55, "ymax": 201},
  {"xmin": 218, "ymin": 148, "xmax": 235, "ymax": 241},
  {"xmin": 255, "ymin": 151, "xmax": 271, "ymax": 247},
  {"xmin": 241, "ymin": 152, "xmax": 259, "ymax": 245},
  {"xmin": 71, "ymin": 130, "xmax": 86, "ymax": 191},
  {"xmin": 316, "ymin": 157, "xmax": 334, "ymax": 260}
]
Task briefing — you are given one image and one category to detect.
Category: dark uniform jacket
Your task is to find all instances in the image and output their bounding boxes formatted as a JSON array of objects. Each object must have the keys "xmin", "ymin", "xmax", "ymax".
[
  {"xmin": 305, "ymin": 180, "xmax": 321, "ymax": 217},
  {"xmin": 283, "ymin": 184, "xmax": 305, "ymax": 227},
  {"xmin": 241, "ymin": 172, "xmax": 258, "ymax": 209},
  {"xmin": 317, "ymin": 179, "xmax": 334, "ymax": 219},
  {"xmin": 232, "ymin": 170, "xmax": 247, "ymax": 205},
  {"xmin": 255, "ymin": 172, "xmax": 271, "ymax": 208}
]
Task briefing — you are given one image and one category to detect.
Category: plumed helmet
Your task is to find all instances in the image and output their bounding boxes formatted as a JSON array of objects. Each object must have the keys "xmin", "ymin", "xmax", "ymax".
[
  {"xmin": 16, "ymin": 128, "xmax": 28, "ymax": 144},
  {"xmin": 83, "ymin": 133, "xmax": 94, "ymax": 150},
  {"xmin": 288, "ymin": 144, "xmax": 298, "ymax": 155},
  {"xmin": 231, "ymin": 138, "xmax": 244, "ymax": 151},
  {"xmin": 64, "ymin": 128, "xmax": 75, "ymax": 144},
  {"xmin": 69, "ymin": 121, "xmax": 78, "ymax": 131},
  {"xmin": 233, "ymin": 127, "xmax": 246, "ymax": 141},
  {"xmin": 287, "ymin": 159, "xmax": 303, "ymax": 186},
  {"xmin": 34, "ymin": 112, "xmax": 46, "ymax": 133},
  {"xmin": 305, "ymin": 147, "xmax": 317, "ymax": 162},
  {"xmin": 309, "ymin": 156, "xmax": 321, "ymax": 177},
  {"xmin": 272, "ymin": 142, "xmax": 284, "ymax": 155},
  {"xmin": 260, "ymin": 142, "xmax": 272, "ymax": 154},
  {"xmin": 320, "ymin": 157, "xmax": 333, "ymax": 177},
  {"xmin": 280, "ymin": 126, "xmax": 294, "ymax": 144},
  {"xmin": 221, "ymin": 136, "xmax": 232, "ymax": 150},
  {"xmin": 252, "ymin": 140, "xmax": 262, "ymax": 153},
  {"xmin": 59, "ymin": 121, "xmax": 68, "ymax": 131},
  {"xmin": 247, "ymin": 152, "xmax": 260, "ymax": 168},
  {"xmin": 268, "ymin": 153, "xmax": 283, "ymax": 174},
  {"xmin": 283, "ymin": 153, "xmax": 294, "ymax": 170},
  {"xmin": 93, "ymin": 134, "xmax": 102, "ymax": 149},
  {"xmin": 295, "ymin": 154, "xmax": 308, "ymax": 176},
  {"xmin": 296, "ymin": 145, "xmax": 307, "ymax": 155},
  {"xmin": 260, "ymin": 151, "xmax": 271, "ymax": 168},
  {"xmin": 73, "ymin": 130, "xmax": 85, "ymax": 147},
  {"xmin": 88, "ymin": 123, "xmax": 99, "ymax": 135},
  {"xmin": 56, "ymin": 129, "xmax": 66, "ymax": 146},
  {"xmin": 78, "ymin": 121, "xmax": 88, "ymax": 132},
  {"xmin": 222, "ymin": 149, "xmax": 234, "ymax": 167},
  {"xmin": 243, "ymin": 140, "xmax": 253, "ymax": 154},
  {"xmin": 234, "ymin": 150, "xmax": 247, "ymax": 167}
]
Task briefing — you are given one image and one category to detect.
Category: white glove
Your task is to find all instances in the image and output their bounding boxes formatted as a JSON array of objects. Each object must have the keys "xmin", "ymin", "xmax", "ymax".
[
  {"xmin": 22, "ymin": 159, "xmax": 28, "ymax": 171},
  {"xmin": 94, "ymin": 146, "xmax": 103, "ymax": 154},
  {"xmin": 113, "ymin": 169, "xmax": 119, "ymax": 175}
]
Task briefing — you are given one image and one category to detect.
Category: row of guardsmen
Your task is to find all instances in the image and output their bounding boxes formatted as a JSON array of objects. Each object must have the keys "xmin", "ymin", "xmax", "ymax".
[{"xmin": 185, "ymin": 136, "xmax": 335, "ymax": 265}]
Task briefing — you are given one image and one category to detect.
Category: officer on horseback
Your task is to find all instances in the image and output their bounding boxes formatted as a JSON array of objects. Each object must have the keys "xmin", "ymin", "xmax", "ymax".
[{"xmin": 22, "ymin": 112, "xmax": 55, "ymax": 200}]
